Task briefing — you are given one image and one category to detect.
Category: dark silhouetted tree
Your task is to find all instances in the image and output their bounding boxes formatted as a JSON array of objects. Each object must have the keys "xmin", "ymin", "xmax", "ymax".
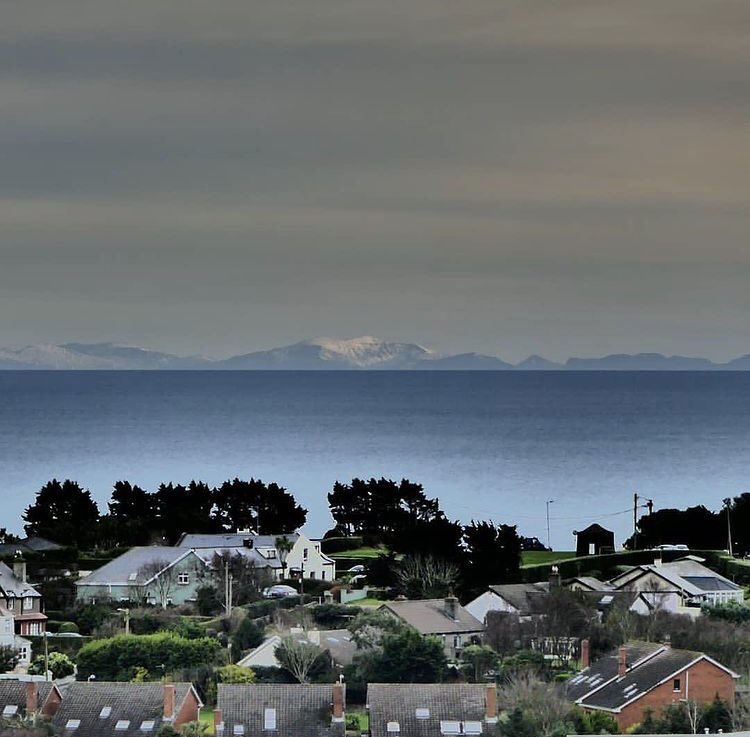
[
  {"xmin": 23, "ymin": 479, "xmax": 100, "ymax": 548},
  {"xmin": 152, "ymin": 481, "xmax": 218, "ymax": 544},
  {"xmin": 212, "ymin": 478, "xmax": 306, "ymax": 533},
  {"xmin": 461, "ymin": 520, "xmax": 522, "ymax": 598},
  {"xmin": 102, "ymin": 480, "xmax": 156, "ymax": 546}
]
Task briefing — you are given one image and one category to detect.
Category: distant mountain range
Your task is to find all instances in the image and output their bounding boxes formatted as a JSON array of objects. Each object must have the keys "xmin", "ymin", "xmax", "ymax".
[{"xmin": 1, "ymin": 337, "xmax": 750, "ymax": 370}]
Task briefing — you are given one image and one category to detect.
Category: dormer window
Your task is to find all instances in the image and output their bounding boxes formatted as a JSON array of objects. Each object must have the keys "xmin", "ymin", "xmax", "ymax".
[
  {"xmin": 464, "ymin": 721, "xmax": 483, "ymax": 734},
  {"xmin": 22, "ymin": 597, "xmax": 33, "ymax": 611},
  {"xmin": 233, "ymin": 725, "xmax": 245, "ymax": 736},
  {"xmin": 440, "ymin": 721, "xmax": 461, "ymax": 735}
]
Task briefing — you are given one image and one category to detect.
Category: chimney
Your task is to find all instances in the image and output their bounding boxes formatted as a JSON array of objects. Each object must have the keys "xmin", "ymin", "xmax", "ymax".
[
  {"xmin": 580, "ymin": 639, "xmax": 590, "ymax": 669},
  {"xmin": 485, "ymin": 683, "xmax": 497, "ymax": 723},
  {"xmin": 25, "ymin": 681, "xmax": 38, "ymax": 714},
  {"xmin": 13, "ymin": 553, "xmax": 27, "ymax": 584},
  {"xmin": 618, "ymin": 646, "xmax": 627, "ymax": 678},
  {"xmin": 549, "ymin": 565, "xmax": 561, "ymax": 589},
  {"xmin": 444, "ymin": 596, "xmax": 458, "ymax": 620},
  {"xmin": 163, "ymin": 684, "xmax": 176, "ymax": 721},
  {"xmin": 213, "ymin": 709, "xmax": 224, "ymax": 733},
  {"xmin": 332, "ymin": 682, "xmax": 345, "ymax": 721}
]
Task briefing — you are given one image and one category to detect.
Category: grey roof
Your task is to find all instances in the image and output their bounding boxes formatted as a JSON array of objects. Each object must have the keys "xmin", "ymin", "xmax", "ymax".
[
  {"xmin": 487, "ymin": 583, "xmax": 549, "ymax": 615},
  {"xmin": 681, "ymin": 576, "xmax": 740, "ymax": 592},
  {"xmin": 379, "ymin": 600, "xmax": 484, "ymax": 636},
  {"xmin": 609, "ymin": 558, "xmax": 741, "ymax": 597},
  {"xmin": 565, "ymin": 642, "xmax": 664, "ymax": 702},
  {"xmin": 176, "ymin": 533, "xmax": 300, "ymax": 549},
  {"xmin": 0, "ymin": 561, "xmax": 41, "ymax": 599},
  {"xmin": 367, "ymin": 684, "xmax": 492, "ymax": 737},
  {"xmin": 570, "ymin": 577, "xmax": 614, "ymax": 592},
  {"xmin": 52, "ymin": 682, "xmax": 197, "ymax": 737},
  {"xmin": 0, "ymin": 536, "xmax": 63, "ymax": 557},
  {"xmin": 578, "ymin": 648, "xmax": 734, "ymax": 711},
  {"xmin": 0, "ymin": 680, "xmax": 57, "ymax": 715},
  {"xmin": 217, "ymin": 683, "xmax": 344, "ymax": 737},
  {"xmin": 192, "ymin": 547, "xmax": 282, "ymax": 570},
  {"xmin": 75, "ymin": 547, "xmax": 193, "ymax": 587}
]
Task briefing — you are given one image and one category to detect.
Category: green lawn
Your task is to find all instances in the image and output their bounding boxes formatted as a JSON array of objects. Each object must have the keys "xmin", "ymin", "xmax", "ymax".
[
  {"xmin": 521, "ymin": 550, "xmax": 577, "ymax": 566},
  {"xmin": 328, "ymin": 547, "xmax": 387, "ymax": 559},
  {"xmin": 199, "ymin": 707, "xmax": 215, "ymax": 735}
]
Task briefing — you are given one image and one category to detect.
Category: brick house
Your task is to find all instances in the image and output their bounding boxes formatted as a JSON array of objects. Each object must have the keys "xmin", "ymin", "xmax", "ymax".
[{"xmin": 567, "ymin": 641, "xmax": 738, "ymax": 730}]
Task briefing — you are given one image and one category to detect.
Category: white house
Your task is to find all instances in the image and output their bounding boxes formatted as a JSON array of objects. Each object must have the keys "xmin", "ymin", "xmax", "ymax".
[
  {"xmin": 176, "ymin": 532, "xmax": 336, "ymax": 582},
  {"xmin": 0, "ymin": 608, "xmax": 31, "ymax": 668}
]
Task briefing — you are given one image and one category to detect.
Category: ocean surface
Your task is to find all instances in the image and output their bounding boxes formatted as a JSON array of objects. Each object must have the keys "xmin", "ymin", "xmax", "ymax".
[{"xmin": 1, "ymin": 371, "xmax": 749, "ymax": 550}]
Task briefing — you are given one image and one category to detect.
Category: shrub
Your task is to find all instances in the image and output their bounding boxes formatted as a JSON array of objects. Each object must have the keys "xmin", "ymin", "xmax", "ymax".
[
  {"xmin": 28, "ymin": 651, "xmax": 75, "ymax": 679},
  {"xmin": 231, "ymin": 615, "xmax": 264, "ymax": 656},
  {"xmin": 310, "ymin": 604, "xmax": 362, "ymax": 629},
  {"xmin": 58, "ymin": 621, "xmax": 79, "ymax": 634}
]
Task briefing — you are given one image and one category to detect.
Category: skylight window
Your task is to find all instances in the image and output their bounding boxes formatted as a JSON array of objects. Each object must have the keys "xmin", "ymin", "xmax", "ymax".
[
  {"xmin": 115, "ymin": 720, "xmax": 130, "ymax": 730},
  {"xmin": 264, "ymin": 708, "xmax": 276, "ymax": 730},
  {"xmin": 141, "ymin": 720, "xmax": 156, "ymax": 731},
  {"xmin": 128, "ymin": 572, "xmax": 137, "ymax": 581},
  {"xmin": 416, "ymin": 708, "xmax": 430, "ymax": 720},
  {"xmin": 387, "ymin": 721, "xmax": 400, "ymax": 733},
  {"xmin": 440, "ymin": 720, "xmax": 461, "ymax": 735},
  {"xmin": 100, "ymin": 707, "xmax": 112, "ymax": 718},
  {"xmin": 233, "ymin": 725, "xmax": 245, "ymax": 736},
  {"xmin": 2, "ymin": 705, "xmax": 18, "ymax": 717},
  {"xmin": 464, "ymin": 721, "xmax": 483, "ymax": 734},
  {"xmin": 65, "ymin": 719, "xmax": 81, "ymax": 730}
]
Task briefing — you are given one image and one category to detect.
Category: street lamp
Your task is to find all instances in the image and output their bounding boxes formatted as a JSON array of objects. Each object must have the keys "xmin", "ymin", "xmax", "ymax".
[{"xmin": 546, "ymin": 500, "xmax": 555, "ymax": 550}]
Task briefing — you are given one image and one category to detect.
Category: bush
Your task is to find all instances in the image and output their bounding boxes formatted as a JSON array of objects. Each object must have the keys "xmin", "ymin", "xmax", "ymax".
[
  {"xmin": 231, "ymin": 616, "xmax": 264, "ymax": 656},
  {"xmin": 58, "ymin": 621, "xmax": 79, "ymax": 634},
  {"xmin": 251, "ymin": 666, "xmax": 295, "ymax": 683},
  {"xmin": 28, "ymin": 651, "xmax": 75, "ymax": 679},
  {"xmin": 196, "ymin": 585, "xmax": 222, "ymax": 616},
  {"xmin": 310, "ymin": 604, "xmax": 362, "ymax": 629},
  {"xmin": 76, "ymin": 632, "xmax": 222, "ymax": 681},
  {"xmin": 65, "ymin": 602, "xmax": 113, "ymax": 635}
]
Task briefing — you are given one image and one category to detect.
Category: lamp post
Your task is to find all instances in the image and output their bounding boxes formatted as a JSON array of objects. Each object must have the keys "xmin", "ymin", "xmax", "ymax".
[{"xmin": 546, "ymin": 500, "xmax": 555, "ymax": 550}]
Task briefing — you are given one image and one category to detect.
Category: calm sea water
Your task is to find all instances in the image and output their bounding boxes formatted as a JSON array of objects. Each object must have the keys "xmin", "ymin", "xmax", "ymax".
[{"xmin": 1, "ymin": 371, "xmax": 749, "ymax": 550}]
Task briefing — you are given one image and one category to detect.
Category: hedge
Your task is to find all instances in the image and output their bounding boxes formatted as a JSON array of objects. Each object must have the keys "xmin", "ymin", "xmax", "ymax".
[{"xmin": 321, "ymin": 537, "xmax": 364, "ymax": 554}]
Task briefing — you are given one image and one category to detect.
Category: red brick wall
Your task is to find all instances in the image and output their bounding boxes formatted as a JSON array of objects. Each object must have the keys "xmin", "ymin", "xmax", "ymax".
[
  {"xmin": 612, "ymin": 659, "xmax": 735, "ymax": 731},
  {"xmin": 41, "ymin": 688, "xmax": 62, "ymax": 718},
  {"xmin": 174, "ymin": 690, "xmax": 201, "ymax": 728}
]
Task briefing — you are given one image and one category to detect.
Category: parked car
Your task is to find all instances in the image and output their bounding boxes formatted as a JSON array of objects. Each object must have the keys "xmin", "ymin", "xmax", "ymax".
[
  {"xmin": 263, "ymin": 584, "xmax": 299, "ymax": 598},
  {"xmin": 650, "ymin": 544, "xmax": 689, "ymax": 551},
  {"xmin": 347, "ymin": 564, "xmax": 366, "ymax": 573}
]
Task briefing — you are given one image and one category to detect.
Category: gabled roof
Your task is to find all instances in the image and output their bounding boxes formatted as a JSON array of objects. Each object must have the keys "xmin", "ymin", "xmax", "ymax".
[
  {"xmin": 0, "ymin": 562, "xmax": 41, "ymax": 599},
  {"xmin": 0, "ymin": 680, "xmax": 59, "ymax": 715},
  {"xmin": 192, "ymin": 547, "xmax": 282, "ymax": 570},
  {"xmin": 176, "ymin": 533, "xmax": 300, "ymax": 549},
  {"xmin": 609, "ymin": 558, "xmax": 741, "ymax": 597},
  {"xmin": 237, "ymin": 630, "xmax": 357, "ymax": 669},
  {"xmin": 217, "ymin": 683, "xmax": 344, "ymax": 737},
  {"xmin": 569, "ymin": 577, "xmax": 614, "ymax": 592},
  {"xmin": 378, "ymin": 600, "xmax": 484, "ymax": 636},
  {"xmin": 486, "ymin": 583, "xmax": 549, "ymax": 615},
  {"xmin": 367, "ymin": 684, "xmax": 492, "ymax": 737},
  {"xmin": 74, "ymin": 547, "xmax": 196, "ymax": 587},
  {"xmin": 52, "ymin": 682, "xmax": 199, "ymax": 737}
]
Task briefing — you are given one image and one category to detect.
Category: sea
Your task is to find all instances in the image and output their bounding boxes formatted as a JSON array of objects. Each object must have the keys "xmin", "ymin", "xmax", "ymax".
[{"xmin": 1, "ymin": 370, "xmax": 749, "ymax": 551}]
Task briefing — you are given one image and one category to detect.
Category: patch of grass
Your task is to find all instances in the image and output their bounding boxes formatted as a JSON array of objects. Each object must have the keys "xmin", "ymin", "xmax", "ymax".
[
  {"xmin": 521, "ymin": 550, "xmax": 577, "ymax": 566},
  {"xmin": 349, "ymin": 597, "xmax": 385, "ymax": 607},
  {"xmin": 199, "ymin": 707, "xmax": 215, "ymax": 735},
  {"xmin": 328, "ymin": 547, "xmax": 386, "ymax": 559},
  {"xmin": 347, "ymin": 710, "xmax": 369, "ymax": 731}
]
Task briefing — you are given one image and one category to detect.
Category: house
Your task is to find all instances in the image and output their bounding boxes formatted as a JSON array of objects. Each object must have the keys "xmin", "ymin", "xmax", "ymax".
[
  {"xmin": 608, "ymin": 556, "xmax": 743, "ymax": 607},
  {"xmin": 574, "ymin": 524, "xmax": 615, "ymax": 557},
  {"xmin": 215, "ymin": 682, "xmax": 345, "ymax": 737},
  {"xmin": 0, "ymin": 679, "xmax": 62, "ymax": 719},
  {"xmin": 465, "ymin": 583, "xmax": 549, "ymax": 623},
  {"xmin": 75, "ymin": 545, "xmax": 278, "ymax": 606},
  {"xmin": 378, "ymin": 597, "xmax": 484, "ymax": 661},
  {"xmin": 52, "ymin": 682, "xmax": 201, "ymax": 737},
  {"xmin": 0, "ymin": 608, "xmax": 32, "ymax": 667},
  {"xmin": 237, "ymin": 629, "xmax": 357, "ymax": 670},
  {"xmin": 567, "ymin": 641, "xmax": 738, "ymax": 730},
  {"xmin": 177, "ymin": 532, "xmax": 337, "ymax": 582},
  {"xmin": 0, "ymin": 557, "xmax": 47, "ymax": 644},
  {"xmin": 367, "ymin": 683, "xmax": 498, "ymax": 737}
]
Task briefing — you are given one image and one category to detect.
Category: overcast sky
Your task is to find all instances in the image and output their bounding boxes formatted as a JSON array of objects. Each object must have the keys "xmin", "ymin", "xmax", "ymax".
[{"xmin": 1, "ymin": 0, "xmax": 749, "ymax": 361}]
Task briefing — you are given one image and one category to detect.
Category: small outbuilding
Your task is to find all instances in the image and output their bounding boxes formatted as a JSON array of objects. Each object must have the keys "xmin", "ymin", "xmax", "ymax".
[{"xmin": 574, "ymin": 524, "xmax": 615, "ymax": 556}]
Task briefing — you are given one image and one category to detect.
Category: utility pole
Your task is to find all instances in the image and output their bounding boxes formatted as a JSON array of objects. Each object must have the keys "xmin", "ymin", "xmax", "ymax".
[
  {"xmin": 224, "ymin": 561, "xmax": 233, "ymax": 617},
  {"xmin": 546, "ymin": 500, "xmax": 555, "ymax": 550}
]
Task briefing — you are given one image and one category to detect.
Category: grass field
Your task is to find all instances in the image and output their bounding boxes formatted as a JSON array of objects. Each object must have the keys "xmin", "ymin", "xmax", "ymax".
[
  {"xmin": 199, "ymin": 707, "xmax": 215, "ymax": 735},
  {"xmin": 521, "ymin": 550, "xmax": 577, "ymax": 566},
  {"xmin": 328, "ymin": 547, "xmax": 387, "ymax": 559}
]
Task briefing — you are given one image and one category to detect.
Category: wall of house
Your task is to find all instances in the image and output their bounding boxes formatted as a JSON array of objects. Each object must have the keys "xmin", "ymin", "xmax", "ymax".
[
  {"xmin": 287, "ymin": 535, "xmax": 336, "ymax": 581},
  {"xmin": 41, "ymin": 688, "xmax": 62, "ymax": 718},
  {"xmin": 611, "ymin": 660, "xmax": 735, "ymax": 731},
  {"xmin": 174, "ymin": 691, "xmax": 201, "ymax": 727}
]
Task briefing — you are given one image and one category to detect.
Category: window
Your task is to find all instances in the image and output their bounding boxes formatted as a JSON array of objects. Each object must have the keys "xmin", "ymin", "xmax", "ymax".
[
  {"xmin": 23, "ymin": 597, "xmax": 32, "ymax": 611},
  {"xmin": 453, "ymin": 635, "xmax": 461, "ymax": 648},
  {"xmin": 309, "ymin": 571, "xmax": 316, "ymax": 580},
  {"xmin": 140, "ymin": 720, "xmax": 156, "ymax": 732},
  {"xmin": 264, "ymin": 708, "xmax": 276, "ymax": 730},
  {"xmin": 303, "ymin": 548, "xmax": 308, "ymax": 560},
  {"xmin": 233, "ymin": 725, "xmax": 245, "ymax": 735},
  {"xmin": 464, "ymin": 722, "xmax": 483, "ymax": 735},
  {"xmin": 673, "ymin": 678, "xmax": 681, "ymax": 691},
  {"xmin": 115, "ymin": 720, "xmax": 130, "ymax": 731},
  {"xmin": 386, "ymin": 722, "xmax": 400, "ymax": 733},
  {"xmin": 100, "ymin": 707, "xmax": 112, "ymax": 718},
  {"xmin": 3, "ymin": 706, "xmax": 18, "ymax": 717},
  {"xmin": 178, "ymin": 573, "xmax": 190, "ymax": 585},
  {"xmin": 267, "ymin": 550, "xmax": 276, "ymax": 558},
  {"xmin": 416, "ymin": 708, "xmax": 430, "ymax": 720},
  {"xmin": 6, "ymin": 599, "xmax": 13, "ymax": 610},
  {"xmin": 440, "ymin": 721, "xmax": 461, "ymax": 735},
  {"xmin": 65, "ymin": 720, "xmax": 81, "ymax": 731},
  {"xmin": 321, "ymin": 571, "xmax": 325, "ymax": 580}
]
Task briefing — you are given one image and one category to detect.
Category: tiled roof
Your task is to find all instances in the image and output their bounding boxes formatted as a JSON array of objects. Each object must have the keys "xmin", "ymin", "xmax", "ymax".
[
  {"xmin": 579, "ymin": 649, "xmax": 702, "ymax": 710},
  {"xmin": 367, "ymin": 684, "xmax": 492, "ymax": 737},
  {"xmin": 75, "ymin": 547, "xmax": 193, "ymax": 586},
  {"xmin": 52, "ymin": 682, "xmax": 196, "ymax": 737},
  {"xmin": 0, "ymin": 681, "xmax": 57, "ymax": 715},
  {"xmin": 565, "ymin": 642, "xmax": 664, "ymax": 702},
  {"xmin": 570, "ymin": 577, "xmax": 614, "ymax": 592},
  {"xmin": 0, "ymin": 562, "xmax": 41, "ymax": 599},
  {"xmin": 217, "ymin": 683, "xmax": 344, "ymax": 737},
  {"xmin": 176, "ymin": 534, "xmax": 300, "ymax": 549},
  {"xmin": 378, "ymin": 600, "xmax": 484, "ymax": 635},
  {"xmin": 486, "ymin": 584, "xmax": 549, "ymax": 615}
]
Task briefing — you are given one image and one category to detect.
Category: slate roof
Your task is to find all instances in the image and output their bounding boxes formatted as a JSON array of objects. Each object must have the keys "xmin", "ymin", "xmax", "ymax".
[
  {"xmin": 74, "ymin": 547, "xmax": 193, "ymax": 586},
  {"xmin": 176, "ymin": 533, "xmax": 300, "ymax": 549},
  {"xmin": 52, "ymin": 682, "xmax": 197, "ymax": 737},
  {"xmin": 379, "ymin": 600, "xmax": 484, "ymax": 635},
  {"xmin": 217, "ymin": 683, "xmax": 344, "ymax": 737},
  {"xmin": 0, "ymin": 537, "xmax": 63, "ymax": 557},
  {"xmin": 565, "ymin": 642, "xmax": 663, "ymax": 702},
  {"xmin": 570, "ymin": 577, "xmax": 614, "ymax": 592},
  {"xmin": 367, "ymin": 684, "xmax": 492, "ymax": 737},
  {"xmin": 487, "ymin": 583, "xmax": 549, "ymax": 615},
  {"xmin": 192, "ymin": 547, "xmax": 282, "ymax": 571},
  {"xmin": 0, "ymin": 561, "xmax": 41, "ymax": 599},
  {"xmin": 0, "ymin": 681, "xmax": 57, "ymax": 716},
  {"xmin": 237, "ymin": 630, "xmax": 357, "ymax": 669}
]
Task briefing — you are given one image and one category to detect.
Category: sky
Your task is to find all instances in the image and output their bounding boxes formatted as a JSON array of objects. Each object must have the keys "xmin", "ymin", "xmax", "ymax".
[{"xmin": 1, "ymin": 0, "xmax": 749, "ymax": 362}]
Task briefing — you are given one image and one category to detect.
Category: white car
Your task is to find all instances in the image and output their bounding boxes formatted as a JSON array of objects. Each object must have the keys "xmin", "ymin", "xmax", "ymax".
[
  {"xmin": 347, "ymin": 564, "xmax": 366, "ymax": 573},
  {"xmin": 263, "ymin": 584, "xmax": 299, "ymax": 599}
]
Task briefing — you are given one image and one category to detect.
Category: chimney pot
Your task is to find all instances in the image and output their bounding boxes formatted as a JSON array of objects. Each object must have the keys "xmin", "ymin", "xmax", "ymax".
[
  {"xmin": 25, "ymin": 682, "xmax": 38, "ymax": 714},
  {"xmin": 445, "ymin": 596, "xmax": 458, "ymax": 620},
  {"xmin": 332, "ymin": 682, "xmax": 345, "ymax": 721},
  {"xmin": 618, "ymin": 646, "xmax": 627, "ymax": 678},
  {"xmin": 163, "ymin": 684, "xmax": 176, "ymax": 720},
  {"xmin": 580, "ymin": 639, "xmax": 590, "ymax": 669},
  {"xmin": 485, "ymin": 683, "xmax": 497, "ymax": 722}
]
